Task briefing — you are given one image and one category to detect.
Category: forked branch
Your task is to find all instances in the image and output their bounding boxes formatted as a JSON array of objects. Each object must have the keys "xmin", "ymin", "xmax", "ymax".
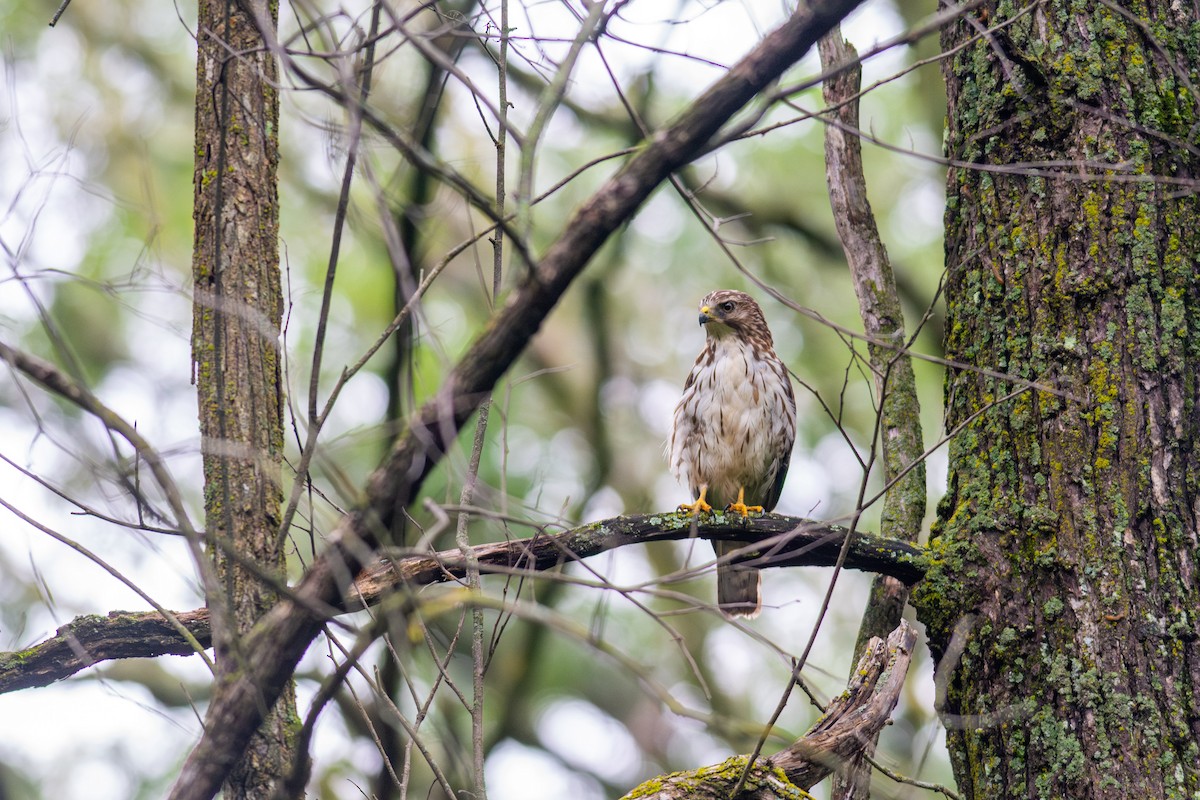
[{"xmin": 620, "ymin": 622, "xmax": 918, "ymax": 800}]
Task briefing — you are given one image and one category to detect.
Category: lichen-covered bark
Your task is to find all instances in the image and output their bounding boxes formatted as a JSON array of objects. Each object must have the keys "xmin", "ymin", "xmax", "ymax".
[
  {"xmin": 191, "ymin": 0, "xmax": 295, "ymax": 795},
  {"xmin": 912, "ymin": 3, "xmax": 1200, "ymax": 798}
]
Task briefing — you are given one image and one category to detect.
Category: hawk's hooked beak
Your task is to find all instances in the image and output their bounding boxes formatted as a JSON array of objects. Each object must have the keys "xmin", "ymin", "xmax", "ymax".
[{"xmin": 698, "ymin": 306, "xmax": 712, "ymax": 326}]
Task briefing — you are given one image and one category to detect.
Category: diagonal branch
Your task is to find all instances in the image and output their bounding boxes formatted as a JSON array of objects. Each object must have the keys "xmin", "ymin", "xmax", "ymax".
[
  {"xmin": 168, "ymin": 3, "xmax": 866, "ymax": 797},
  {"xmin": 0, "ymin": 512, "xmax": 923, "ymax": 695},
  {"xmin": 772, "ymin": 622, "xmax": 918, "ymax": 789}
]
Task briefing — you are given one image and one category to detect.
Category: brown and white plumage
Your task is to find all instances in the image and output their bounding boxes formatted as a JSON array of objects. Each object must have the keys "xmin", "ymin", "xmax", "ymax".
[{"xmin": 668, "ymin": 290, "xmax": 797, "ymax": 618}]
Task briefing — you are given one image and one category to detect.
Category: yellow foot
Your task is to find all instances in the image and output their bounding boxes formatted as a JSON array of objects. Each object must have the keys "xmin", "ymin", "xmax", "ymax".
[
  {"xmin": 726, "ymin": 501, "xmax": 764, "ymax": 517},
  {"xmin": 726, "ymin": 487, "xmax": 763, "ymax": 518},
  {"xmin": 679, "ymin": 498, "xmax": 713, "ymax": 515},
  {"xmin": 679, "ymin": 487, "xmax": 713, "ymax": 515}
]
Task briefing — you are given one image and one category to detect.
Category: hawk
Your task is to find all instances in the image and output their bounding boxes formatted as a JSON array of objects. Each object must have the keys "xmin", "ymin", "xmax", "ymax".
[{"xmin": 668, "ymin": 290, "xmax": 797, "ymax": 618}]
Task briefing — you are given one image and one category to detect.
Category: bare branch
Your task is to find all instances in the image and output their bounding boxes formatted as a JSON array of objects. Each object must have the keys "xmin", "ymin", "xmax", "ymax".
[
  {"xmin": 362, "ymin": 511, "xmax": 926, "ymax": 598},
  {"xmin": 819, "ymin": 23, "xmax": 927, "ymax": 800},
  {"xmin": 0, "ymin": 610, "xmax": 211, "ymax": 694},
  {"xmin": 775, "ymin": 622, "xmax": 919, "ymax": 788}
]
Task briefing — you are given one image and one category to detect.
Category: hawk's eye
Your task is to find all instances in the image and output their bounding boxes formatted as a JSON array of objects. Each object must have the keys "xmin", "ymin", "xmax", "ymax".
[{"xmin": 719, "ymin": 301, "xmax": 735, "ymax": 313}]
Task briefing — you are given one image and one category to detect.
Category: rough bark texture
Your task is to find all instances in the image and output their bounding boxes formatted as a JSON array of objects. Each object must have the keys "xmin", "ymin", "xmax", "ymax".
[
  {"xmin": 0, "ymin": 610, "xmax": 212, "ymax": 693},
  {"xmin": 912, "ymin": 3, "xmax": 1200, "ymax": 798},
  {"xmin": 191, "ymin": 0, "xmax": 295, "ymax": 795},
  {"xmin": 819, "ymin": 33, "xmax": 926, "ymax": 564}
]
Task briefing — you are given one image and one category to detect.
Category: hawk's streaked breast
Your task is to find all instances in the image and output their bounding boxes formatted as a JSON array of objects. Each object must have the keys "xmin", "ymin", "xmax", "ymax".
[{"xmin": 666, "ymin": 289, "xmax": 797, "ymax": 617}]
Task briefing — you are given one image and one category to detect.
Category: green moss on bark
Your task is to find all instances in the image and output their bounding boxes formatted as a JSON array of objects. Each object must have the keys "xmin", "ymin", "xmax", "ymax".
[{"xmin": 913, "ymin": 2, "xmax": 1200, "ymax": 798}]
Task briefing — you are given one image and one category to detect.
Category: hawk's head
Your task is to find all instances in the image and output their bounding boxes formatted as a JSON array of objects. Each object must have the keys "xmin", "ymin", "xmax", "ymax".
[{"xmin": 697, "ymin": 290, "xmax": 772, "ymax": 345}]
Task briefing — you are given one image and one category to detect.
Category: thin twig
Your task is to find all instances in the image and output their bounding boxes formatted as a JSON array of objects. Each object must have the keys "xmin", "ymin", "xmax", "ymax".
[
  {"xmin": 48, "ymin": 0, "xmax": 72, "ymax": 25},
  {"xmin": 514, "ymin": 0, "xmax": 609, "ymax": 238},
  {"xmin": 278, "ymin": 5, "xmax": 384, "ymax": 543},
  {"xmin": 0, "ymin": 339, "xmax": 197, "ymax": 535}
]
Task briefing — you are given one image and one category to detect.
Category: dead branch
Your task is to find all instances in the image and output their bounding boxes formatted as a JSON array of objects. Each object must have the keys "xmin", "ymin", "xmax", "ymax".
[
  {"xmin": 620, "ymin": 621, "xmax": 918, "ymax": 800},
  {"xmin": 819, "ymin": 24, "xmax": 927, "ymax": 800},
  {"xmin": 0, "ymin": 512, "xmax": 923, "ymax": 694}
]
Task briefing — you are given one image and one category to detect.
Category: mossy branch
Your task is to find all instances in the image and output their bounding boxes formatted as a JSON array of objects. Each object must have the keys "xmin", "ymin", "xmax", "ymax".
[
  {"xmin": 0, "ymin": 512, "xmax": 924, "ymax": 694},
  {"xmin": 0, "ymin": 610, "xmax": 212, "ymax": 694},
  {"xmin": 621, "ymin": 622, "xmax": 918, "ymax": 800}
]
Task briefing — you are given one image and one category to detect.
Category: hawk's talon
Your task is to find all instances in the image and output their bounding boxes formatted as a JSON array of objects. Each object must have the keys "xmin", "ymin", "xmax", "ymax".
[
  {"xmin": 726, "ymin": 501, "xmax": 764, "ymax": 518},
  {"xmin": 726, "ymin": 487, "xmax": 763, "ymax": 518},
  {"xmin": 679, "ymin": 487, "xmax": 713, "ymax": 516}
]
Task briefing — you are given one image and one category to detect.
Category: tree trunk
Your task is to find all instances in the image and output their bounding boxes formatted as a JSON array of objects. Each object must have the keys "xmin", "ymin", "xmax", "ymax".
[
  {"xmin": 913, "ymin": 3, "xmax": 1200, "ymax": 798},
  {"xmin": 191, "ymin": 0, "xmax": 295, "ymax": 795}
]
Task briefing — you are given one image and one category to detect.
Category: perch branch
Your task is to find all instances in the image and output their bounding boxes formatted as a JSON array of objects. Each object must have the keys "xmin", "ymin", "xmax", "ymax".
[
  {"xmin": 352, "ymin": 510, "xmax": 925, "ymax": 604},
  {"xmin": 0, "ymin": 512, "xmax": 923, "ymax": 694},
  {"xmin": 620, "ymin": 622, "xmax": 918, "ymax": 800}
]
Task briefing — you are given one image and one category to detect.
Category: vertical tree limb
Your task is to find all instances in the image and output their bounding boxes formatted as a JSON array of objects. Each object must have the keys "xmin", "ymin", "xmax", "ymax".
[
  {"xmin": 191, "ymin": 0, "xmax": 294, "ymax": 795},
  {"xmin": 819, "ymin": 26, "xmax": 927, "ymax": 800}
]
